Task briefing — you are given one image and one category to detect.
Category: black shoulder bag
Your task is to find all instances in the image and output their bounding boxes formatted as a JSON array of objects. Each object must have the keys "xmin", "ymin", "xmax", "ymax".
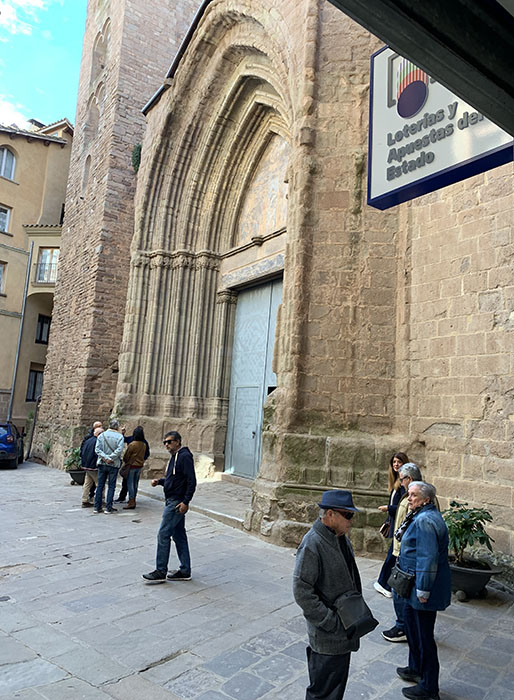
[{"xmin": 387, "ymin": 563, "xmax": 415, "ymax": 598}]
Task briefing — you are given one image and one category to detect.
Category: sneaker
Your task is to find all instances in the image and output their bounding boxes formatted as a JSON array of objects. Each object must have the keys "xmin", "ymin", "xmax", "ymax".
[
  {"xmin": 142, "ymin": 570, "xmax": 166, "ymax": 584},
  {"xmin": 81, "ymin": 502, "xmax": 93, "ymax": 508},
  {"xmin": 104, "ymin": 507, "xmax": 117, "ymax": 514},
  {"xmin": 397, "ymin": 667, "xmax": 422, "ymax": 683},
  {"xmin": 166, "ymin": 570, "xmax": 192, "ymax": 581},
  {"xmin": 382, "ymin": 626, "xmax": 407, "ymax": 642},
  {"xmin": 92, "ymin": 508, "xmax": 103, "ymax": 514},
  {"xmin": 402, "ymin": 685, "xmax": 439, "ymax": 700},
  {"xmin": 374, "ymin": 581, "xmax": 393, "ymax": 598}
]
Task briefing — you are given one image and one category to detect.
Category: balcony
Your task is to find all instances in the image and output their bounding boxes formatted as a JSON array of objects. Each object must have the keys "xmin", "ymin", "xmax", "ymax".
[{"xmin": 34, "ymin": 262, "xmax": 58, "ymax": 284}]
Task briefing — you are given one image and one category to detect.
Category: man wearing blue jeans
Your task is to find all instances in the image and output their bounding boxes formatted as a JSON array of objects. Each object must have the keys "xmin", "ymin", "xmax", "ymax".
[
  {"xmin": 94, "ymin": 419, "xmax": 124, "ymax": 514},
  {"xmin": 143, "ymin": 431, "xmax": 196, "ymax": 584}
]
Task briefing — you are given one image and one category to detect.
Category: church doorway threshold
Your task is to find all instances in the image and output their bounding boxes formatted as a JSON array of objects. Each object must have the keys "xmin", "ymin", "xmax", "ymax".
[{"xmin": 225, "ymin": 278, "xmax": 282, "ymax": 479}]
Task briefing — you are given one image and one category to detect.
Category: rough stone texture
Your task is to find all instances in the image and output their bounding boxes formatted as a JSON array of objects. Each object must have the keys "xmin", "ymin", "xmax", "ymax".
[
  {"xmin": 37, "ymin": 0, "xmax": 514, "ymax": 556},
  {"xmin": 35, "ymin": 0, "xmax": 200, "ymax": 466}
]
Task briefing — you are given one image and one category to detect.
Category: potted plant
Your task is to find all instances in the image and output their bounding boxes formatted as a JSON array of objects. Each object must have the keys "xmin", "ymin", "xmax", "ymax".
[
  {"xmin": 64, "ymin": 446, "xmax": 86, "ymax": 485},
  {"xmin": 443, "ymin": 500, "xmax": 501, "ymax": 600}
]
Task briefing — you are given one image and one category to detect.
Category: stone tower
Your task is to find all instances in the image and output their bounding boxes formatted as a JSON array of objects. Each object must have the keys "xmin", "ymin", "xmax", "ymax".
[{"xmin": 36, "ymin": 0, "xmax": 200, "ymax": 462}]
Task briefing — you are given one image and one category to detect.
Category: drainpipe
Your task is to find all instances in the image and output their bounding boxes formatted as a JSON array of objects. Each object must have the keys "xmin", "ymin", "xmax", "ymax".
[
  {"xmin": 25, "ymin": 394, "xmax": 41, "ymax": 460},
  {"xmin": 7, "ymin": 241, "xmax": 33, "ymax": 423}
]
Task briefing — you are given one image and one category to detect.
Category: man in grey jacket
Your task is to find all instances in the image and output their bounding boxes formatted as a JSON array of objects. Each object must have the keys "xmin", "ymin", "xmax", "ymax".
[{"xmin": 293, "ymin": 489, "xmax": 361, "ymax": 700}]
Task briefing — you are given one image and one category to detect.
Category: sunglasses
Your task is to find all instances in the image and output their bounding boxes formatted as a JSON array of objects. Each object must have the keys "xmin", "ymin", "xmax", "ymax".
[
  {"xmin": 163, "ymin": 439, "xmax": 175, "ymax": 445},
  {"xmin": 334, "ymin": 510, "xmax": 355, "ymax": 520}
]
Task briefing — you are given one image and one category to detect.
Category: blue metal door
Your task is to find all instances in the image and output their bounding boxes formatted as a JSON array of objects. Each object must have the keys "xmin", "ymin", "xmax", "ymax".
[{"xmin": 225, "ymin": 279, "xmax": 282, "ymax": 478}]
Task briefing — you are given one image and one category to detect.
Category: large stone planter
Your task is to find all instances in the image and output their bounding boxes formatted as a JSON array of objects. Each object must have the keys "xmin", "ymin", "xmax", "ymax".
[
  {"xmin": 67, "ymin": 469, "xmax": 86, "ymax": 486},
  {"xmin": 450, "ymin": 560, "xmax": 502, "ymax": 601}
]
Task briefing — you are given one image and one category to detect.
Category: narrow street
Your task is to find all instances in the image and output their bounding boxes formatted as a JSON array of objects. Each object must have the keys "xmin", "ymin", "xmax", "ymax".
[{"xmin": 1, "ymin": 462, "xmax": 513, "ymax": 699}]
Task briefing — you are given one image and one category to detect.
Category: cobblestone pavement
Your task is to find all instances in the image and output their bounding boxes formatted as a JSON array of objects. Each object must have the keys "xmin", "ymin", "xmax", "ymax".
[{"xmin": 1, "ymin": 462, "xmax": 513, "ymax": 699}]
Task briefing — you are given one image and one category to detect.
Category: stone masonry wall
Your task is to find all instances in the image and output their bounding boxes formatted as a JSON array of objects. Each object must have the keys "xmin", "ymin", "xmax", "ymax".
[
  {"xmin": 251, "ymin": 3, "xmax": 407, "ymax": 550},
  {"xmin": 252, "ymin": 4, "xmax": 514, "ymax": 558},
  {"xmin": 36, "ymin": 0, "xmax": 200, "ymax": 465},
  {"xmin": 400, "ymin": 163, "xmax": 514, "ymax": 555}
]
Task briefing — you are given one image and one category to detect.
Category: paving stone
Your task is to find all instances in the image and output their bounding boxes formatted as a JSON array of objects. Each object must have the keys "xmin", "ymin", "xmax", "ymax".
[
  {"xmin": 281, "ymin": 640, "xmax": 307, "ymax": 661},
  {"xmin": 9, "ymin": 688, "xmax": 43, "ymax": 699},
  {"xmin": 202, "ymin": 648, "xmax": 260, "ymax": 679},
  {"xmin": 344, "ymin": 679, "xmax": 381, "ymax": 699},
  {"xmin": 50, "ymin": 647, "xmax": 129, "ymax": 685},
  {"xmin": 281, "ymin": 615, "xmax": 307, "ymax": 636},
  {"xmin": 35, "ymin": 676, "xmax": 111, "ymax": 699},
  {"xmin": 13, "ymin": 625, "xmax": 81, "ymax": 658},
  {"xmin": 0, "ymin": 605, "xmax": 40, "ymax": 634},
  {"xmin": 353, "ymin": 659, "xmax": 400, "ymax": 689},
  {"xmin": 251, "ymin": 652, "xmax": 305, "ymax": 685},
  {"xmin": 103, "ymin": 674, "xmax": 181, "ymax": 700},
  {"xmin": 442, "ymin": 680, "xmax": 489, "ymax": 700},
  {"xmin": 241, "ymin": 628, "xmax": 299, "ymax": 657},
  {"xmin": 450, "ymin": 660, "xmax": 500, "ymax": 688},
  {"xmin": 0, "ymin": 658, "xmax": 68, "ymax": 694},
  {"xmin": 165, "ymin": 668, "xmax": 223, "ymax": 699},
  {"xmin": 221, "ymin": 671, "xmax": 274, "ymax": 700},
  {"xmin": 260, "ymin": 675, "xmax": 306, "ymax": 700},
  {"xmin": 196, "ymin": 693, "xmax": 232, "ymax": 700},
  {"xmin": 0, "ymin": 635, "xmax": 37, "ymax": 665},
  {"xmin": 142, "ymin": 651, "xmax": 204, "ymax": 684},
  {"xmin": 480, "ymin": 634, "xmax": 514, "ymax": 655}
]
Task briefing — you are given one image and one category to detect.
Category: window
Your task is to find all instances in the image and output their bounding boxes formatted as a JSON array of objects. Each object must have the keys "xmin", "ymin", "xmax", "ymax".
[
  {"xmin": 0, "ymin": 205, "xmax": 10, "ymax": 233},
  {"xmin": 36, "ymin": 247, "xmax": 59, "ymax": 283},
  {"xmin": 0, "ymin": 147, "xmax": 15, "ymax": 180},
  {"xmin": 0, "ymin": 262, "xmax": 5, "ymax": 293},
  {"xmin": 26, "ymin": 369, "xmax": 44, "ymax": 402},
  {"xmin": 36, "ymin": 314, "xmax": 51, "ymax": 344}
]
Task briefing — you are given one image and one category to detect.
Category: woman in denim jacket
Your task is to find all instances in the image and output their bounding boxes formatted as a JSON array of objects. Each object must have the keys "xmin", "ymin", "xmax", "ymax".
[{"xmin": 396, "ymin": 482, "xmax": 451, "ymax": 700}]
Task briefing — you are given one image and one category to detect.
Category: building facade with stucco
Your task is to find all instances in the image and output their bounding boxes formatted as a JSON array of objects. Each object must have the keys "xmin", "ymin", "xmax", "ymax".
[
  {"xmin": 37, "ymin": 0, "xmax": 514, "ymax": 559},
  {"xmin": 0, "ymin": 120, "xmax": 73, "ymax": 429}
]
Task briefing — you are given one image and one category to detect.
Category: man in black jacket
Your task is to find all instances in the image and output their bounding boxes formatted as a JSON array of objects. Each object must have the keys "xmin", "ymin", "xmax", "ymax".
[
  {"xmin": 143, "ymin": 431, "xmax": 197, "ymax": 584},
  {"xmin": 80, "ymin": 426, "xmax": 103, "ymax": 507}
]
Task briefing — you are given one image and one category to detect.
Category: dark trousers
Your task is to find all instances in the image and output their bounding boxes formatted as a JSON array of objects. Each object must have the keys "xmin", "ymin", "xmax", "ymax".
[
  {"xmin": 377, "ymin": 545, "xmax": 395, "ymax": 590},
  {"xmin": 404, "ymin": 604, "xmax": 439, "ymax": 695},
  {"xmin": 306, "ymin": 647, "xmax": 351, "ymax": 700}
]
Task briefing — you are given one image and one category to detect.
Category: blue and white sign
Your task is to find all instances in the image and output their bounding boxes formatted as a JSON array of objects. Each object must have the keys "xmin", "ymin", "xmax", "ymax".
[{"xmin": 368, "ymin": 47, "xmax": 513, "ymax": 210}]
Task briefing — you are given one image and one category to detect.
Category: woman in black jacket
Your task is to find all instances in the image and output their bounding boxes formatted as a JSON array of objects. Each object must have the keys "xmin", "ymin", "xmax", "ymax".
[{"xmin": 374, "ymin": 451, "xmax": 409, "ymax": 597}]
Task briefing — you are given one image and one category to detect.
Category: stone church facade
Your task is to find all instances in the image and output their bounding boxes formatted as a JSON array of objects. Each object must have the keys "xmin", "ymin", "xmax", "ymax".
[{"xmin": 38, "ymin": 0, "xmax": 513, "ymax": 557}]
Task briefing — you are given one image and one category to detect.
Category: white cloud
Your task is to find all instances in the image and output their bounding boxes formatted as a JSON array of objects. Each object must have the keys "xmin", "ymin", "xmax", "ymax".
[
  {"xmin": 0, "ymin": 96, "xmax": 31, "ymax": 129},
  {"xmin": 0, "ymin": 0, "xmax": 50, "ymax": 37}
]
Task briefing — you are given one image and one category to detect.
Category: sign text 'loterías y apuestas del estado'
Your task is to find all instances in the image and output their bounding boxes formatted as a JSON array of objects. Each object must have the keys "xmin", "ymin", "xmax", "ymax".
[{"xmin": 367, "ymin": 47, "xmax": 513, "ymax": 210}]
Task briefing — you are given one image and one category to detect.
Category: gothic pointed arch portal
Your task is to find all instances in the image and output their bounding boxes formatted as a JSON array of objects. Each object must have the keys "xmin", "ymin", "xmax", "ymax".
[{"xmin": 116, "ymin": 12, "xmax": 292, "ymax": 471}]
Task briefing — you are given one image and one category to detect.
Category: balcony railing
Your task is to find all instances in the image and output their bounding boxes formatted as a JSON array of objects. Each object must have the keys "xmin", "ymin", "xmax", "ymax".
[{"xmin": 35, "ymin": 262, "xmax": 59, "ymax": 284}]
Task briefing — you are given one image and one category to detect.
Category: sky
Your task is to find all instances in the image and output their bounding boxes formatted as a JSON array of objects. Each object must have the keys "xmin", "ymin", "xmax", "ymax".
[{"xmin": 0, "ymin": 0, "xmax": 87, "ymax": 129}]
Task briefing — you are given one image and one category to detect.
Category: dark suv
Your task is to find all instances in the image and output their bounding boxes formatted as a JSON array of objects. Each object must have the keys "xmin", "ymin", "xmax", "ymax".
[{"xmin": 0, "ymin": 422, "xmax": 24, "ymax": 468}]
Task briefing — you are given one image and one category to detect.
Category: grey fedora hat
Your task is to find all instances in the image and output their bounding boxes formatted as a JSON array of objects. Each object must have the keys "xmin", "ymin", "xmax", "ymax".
[{"xmin": 318, "ymin": 489, "xmax": 359, "ymax": 512}]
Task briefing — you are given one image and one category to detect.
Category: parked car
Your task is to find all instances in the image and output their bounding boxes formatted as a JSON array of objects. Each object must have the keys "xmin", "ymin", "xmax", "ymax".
[{"xmin": 0, "ymin": 422, "xmax": 24, "ymax": 468}]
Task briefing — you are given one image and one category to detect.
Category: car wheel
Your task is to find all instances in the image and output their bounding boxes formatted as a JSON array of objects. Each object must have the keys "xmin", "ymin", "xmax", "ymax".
[
  {"xmin": 8, "ymin": 458, "xmax": 18, "ymax": 470},
  {"xmin": 18, "ymin": 451, "xmax": 24, "ymax": 465}
]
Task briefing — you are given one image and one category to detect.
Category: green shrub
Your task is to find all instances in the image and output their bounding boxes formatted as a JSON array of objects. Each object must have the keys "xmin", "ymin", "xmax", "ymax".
[{"xmin": 443, "ymin": 500, "xmax": 494, "ymax": 566}]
